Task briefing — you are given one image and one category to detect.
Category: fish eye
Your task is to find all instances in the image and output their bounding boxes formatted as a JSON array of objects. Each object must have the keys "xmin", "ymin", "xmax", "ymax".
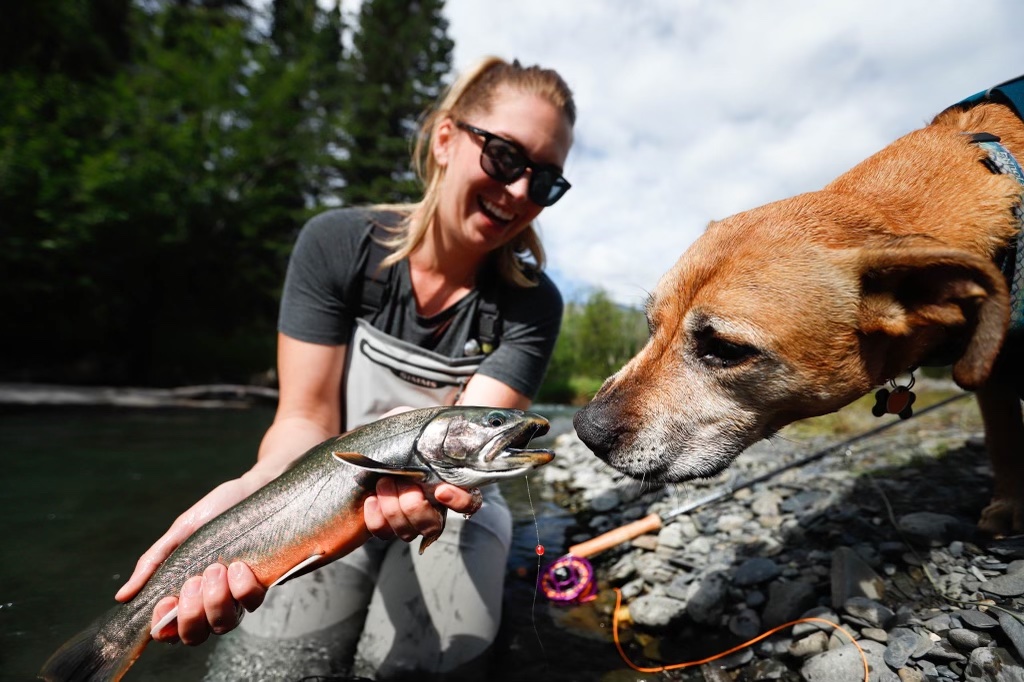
[{"xmin": 485, "ymin": 411, "xmax": 507, "ymax": 428}]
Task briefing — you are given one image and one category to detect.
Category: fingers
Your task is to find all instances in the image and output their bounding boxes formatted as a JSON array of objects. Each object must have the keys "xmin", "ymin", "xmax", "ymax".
[
  {"xmin": 227, "ymin": 561, "xmax": 266, "ymax": 613},
  {"xmin": 116, "ymin": 533, "xmax": 184, "ymax": 602},
  {"xmin": 366, "ymin": 478, "xmax": 444, "ymax": 543},
  {"xmin": 151, "ymin": 596, "xmax": 181, "ymax": 643},
  {"xmin": 201, "ymin": 564, "xmax": 236, "ymax": 636},
  {"xmin": 434, "ymin": 484, "xmax": 481, "ymax": 515},
  {"xmin": 149, "ymin": 562, "xmax": 265, "ymax": 646},
  {"xmin": 176, "ymin": 576, "xmax": 210, "ymax": 645}
]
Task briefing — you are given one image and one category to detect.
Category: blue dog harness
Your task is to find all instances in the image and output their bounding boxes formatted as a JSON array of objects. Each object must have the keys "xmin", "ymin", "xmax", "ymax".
[{"xmin": 950, "ymin": 74, "xmax": 1024, "ymax": 335}]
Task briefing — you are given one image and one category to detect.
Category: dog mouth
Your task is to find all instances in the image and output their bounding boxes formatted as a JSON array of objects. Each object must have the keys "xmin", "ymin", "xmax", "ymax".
[{"xmin": 605, "ymin": 447, "xmax": 736, "ymax": 484}]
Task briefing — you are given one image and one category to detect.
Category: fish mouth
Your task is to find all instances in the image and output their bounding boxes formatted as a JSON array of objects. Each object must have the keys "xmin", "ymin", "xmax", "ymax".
[{"xmin": 482, "ymin": 414, "xmax": 554, "ymax": 473}]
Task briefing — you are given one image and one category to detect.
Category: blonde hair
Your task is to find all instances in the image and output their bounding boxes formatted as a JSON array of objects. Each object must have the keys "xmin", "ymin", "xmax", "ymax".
[{"xmin": 375, "ymin": 56, "xmax": 576, "ymax": 287}]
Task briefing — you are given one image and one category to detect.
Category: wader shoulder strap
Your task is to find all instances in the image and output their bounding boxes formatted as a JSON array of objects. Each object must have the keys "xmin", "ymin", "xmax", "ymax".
[{"xmin": 359, "ymin": 217, "xmax": 396, "ymax": 317}]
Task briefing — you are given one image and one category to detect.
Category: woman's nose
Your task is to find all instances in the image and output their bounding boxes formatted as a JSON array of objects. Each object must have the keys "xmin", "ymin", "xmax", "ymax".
[{"xmin": 505, "ymin": 173, "xmax": 531, "ymax": 202}]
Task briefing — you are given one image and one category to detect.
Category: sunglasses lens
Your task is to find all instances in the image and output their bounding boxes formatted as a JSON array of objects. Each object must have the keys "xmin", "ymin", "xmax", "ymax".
[
  {"xmin": 481, "ymin": 138, "xmax": 527, "ymax": 183},
  {"xmin": 528, "ymin": 168, "xmax": 571, "ymax": 207}
]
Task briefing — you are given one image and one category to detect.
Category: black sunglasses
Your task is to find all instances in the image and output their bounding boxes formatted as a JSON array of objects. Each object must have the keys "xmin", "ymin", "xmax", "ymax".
[{"xmin": 455, "ymin": 120, "xmax": 571, "ymax": 207}]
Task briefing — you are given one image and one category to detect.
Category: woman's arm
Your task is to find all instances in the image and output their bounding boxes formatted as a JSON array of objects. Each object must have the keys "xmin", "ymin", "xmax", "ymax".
[{"xmin": 119, "ymin": 335, "xmax": 346, "ymax": 644}]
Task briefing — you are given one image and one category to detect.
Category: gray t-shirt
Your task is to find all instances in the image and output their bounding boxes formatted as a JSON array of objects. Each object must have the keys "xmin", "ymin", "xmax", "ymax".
[{"xmin": 278, "ymin": 207, "xmax": 563, "ymax": 399}]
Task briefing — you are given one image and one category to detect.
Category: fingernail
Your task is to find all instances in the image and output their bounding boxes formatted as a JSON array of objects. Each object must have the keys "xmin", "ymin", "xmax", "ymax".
[
  {"xmin": 435, "ymin": 488, "xmax": 454, "ymax": 504},
  {"xmin": 228, "ymin": 562, "xmax": 246, "ymax": 581},
  {"xmin": 183, "ymin": 577, "xmax": 201, "ymax": 598},
  {"xmin": 204, "ymin": 563, "xmax": 225, "ymax": 580}
]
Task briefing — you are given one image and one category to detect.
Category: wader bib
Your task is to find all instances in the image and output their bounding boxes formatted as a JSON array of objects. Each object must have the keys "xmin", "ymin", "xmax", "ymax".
[{"xmin": 206, "ymin": 223, "xmax": 513, "ymax": 680}]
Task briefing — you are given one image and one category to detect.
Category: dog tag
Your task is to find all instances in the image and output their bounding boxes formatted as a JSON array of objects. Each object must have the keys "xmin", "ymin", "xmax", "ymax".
[{"xmin": 886, "ymin": 387, "xmax": 912, "ymax": 414}]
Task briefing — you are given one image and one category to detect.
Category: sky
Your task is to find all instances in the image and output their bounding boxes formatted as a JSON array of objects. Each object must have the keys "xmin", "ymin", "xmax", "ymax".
[{"xmin": 439, "ymin": 0, "xmax": 1024, "ymax": 308}]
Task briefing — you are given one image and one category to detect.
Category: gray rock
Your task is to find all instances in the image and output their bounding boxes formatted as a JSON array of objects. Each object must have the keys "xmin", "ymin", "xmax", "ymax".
[
  {"xmin": 981, "ymin": 571, "xmax": 1024, "ymax": 597},
  {"xmin": 896, "ymin": 512, "xmax": 963, "ymax": 546},
  {"xmin": 788, "ymin": 630, "xmax": 829, "ymax": 658},
  {"xmin": 964, "ymin": 647, "xmax": 1024, "ymax": 682},
  {"xmin": 740, "ymin": 658, "xmax": 792, "ymax": 680},
  {"xmin": 733, "ymin": 557, "xmax": 781, "ymax": 586},
  {"xmin": 884, "ymin": 627, "xmax": 923, "ymax": 669},
  {"xmin": 587, "ymin": 488, "xmax": 620, "ymax": 512},
  {"xmin": 844, "ymin": 596, "xmax": 896, "ymax": 629},
  {"xmin": 792, "ymin": 606, "xmax": 842, "ymax": 637},
  {"xmin": 922, "ymin": 612, "xmax": 954, "ymax": 633},
  {"xmin": 685, "ymin": 571, "xmax": 729, "ymax": 625},
  {"xmin": 802, "ymin": 639, "xmax": 897, "ymax": 681},
  {"xmin": 1000, "ymin": 611, "xmax": 1024, "ymax": 662},
  {"xmin": 728, "ymin": 607, "xmax": 761, "ymax": 639},
  {"xmin": 634, "ymin": 552, "xmax": 675, "ymax": 584},
  {"xmin": 832, "ymin": 545, "xmax": 886, "ymax": 608},
  {"xmin": 897, "ymin": 668, "xmax": 925, "ymax": 682},
  {"xmin": 628, "ymin": 594, "xmax": 687, "ymax": 628},
  {"xmin": 922, "ymin": 639, "xmax": 968, "ymax": 663},
  {"xmin": 656, "ymin": 522, "xmax": 688, "ymax": 550},
  {"xmin": 715, "ymin": 513, "xmax": 746, "ymax": 533},
  {"xmin": 780, "ymin": 489, "xmax": 829, "ymax": 514},
  {"xmin": 947, "ymin": 627, "xmax": 995, "ymax": 651},
  {"xmin": 958, "ymin": 608, "xmax": 999, "ymax": 629},
  {"xmin": 750, "ymin": 490, "xmax": 783, "ymax": 517},
  {"xmin": 762, "ymin": 579, "xmax": 818, "ymax": 628},
  {"xmin": 861, "ymin": 627, "xmax": 888, "ymax": 642}
]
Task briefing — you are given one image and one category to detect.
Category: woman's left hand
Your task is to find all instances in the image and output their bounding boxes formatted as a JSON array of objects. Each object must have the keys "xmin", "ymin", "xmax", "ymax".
[{"xmin": 364, "ymin": 478, "xmax": 480, "ymax": 542}]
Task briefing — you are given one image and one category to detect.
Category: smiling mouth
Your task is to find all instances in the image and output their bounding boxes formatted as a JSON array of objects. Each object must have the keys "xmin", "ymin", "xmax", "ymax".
[{"xmin": 479, "ymin": 197, "xmax": 514, "ymax": 224}]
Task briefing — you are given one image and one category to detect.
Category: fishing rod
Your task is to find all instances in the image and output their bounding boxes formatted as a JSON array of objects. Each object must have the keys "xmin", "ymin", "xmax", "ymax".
[{"xmin": 539, "ymin": 392, "xmax": 971, "ymax": 603}]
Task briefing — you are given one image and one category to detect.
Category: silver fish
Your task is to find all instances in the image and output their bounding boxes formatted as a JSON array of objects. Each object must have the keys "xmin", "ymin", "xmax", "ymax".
[{"xmin": 39, "ymin": 406, "xmax": 554, "ymax": 681}]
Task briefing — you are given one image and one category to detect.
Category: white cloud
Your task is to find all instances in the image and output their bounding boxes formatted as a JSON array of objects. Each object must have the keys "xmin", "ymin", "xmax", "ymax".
[{"xmin": 444, "ymin": 0, "xmax": 1024, "ymax": 304}]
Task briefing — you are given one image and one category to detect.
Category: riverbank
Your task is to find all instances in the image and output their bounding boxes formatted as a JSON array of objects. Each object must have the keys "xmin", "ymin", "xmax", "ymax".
[{"xmin": 537, "ymin": 390, "xmax": 1024, "ymax": 681}]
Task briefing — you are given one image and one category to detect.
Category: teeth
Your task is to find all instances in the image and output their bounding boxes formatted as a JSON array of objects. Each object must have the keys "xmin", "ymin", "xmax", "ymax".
[{"xmin": 482, "ymin": 198, "xmax": 514, "ymax": 222}]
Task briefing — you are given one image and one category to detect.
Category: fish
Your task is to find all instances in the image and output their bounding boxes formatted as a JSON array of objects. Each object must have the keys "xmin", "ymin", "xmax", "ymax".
[{"xmin": 39, "ymin": 406, "xmax": 554, "ymax": 682}]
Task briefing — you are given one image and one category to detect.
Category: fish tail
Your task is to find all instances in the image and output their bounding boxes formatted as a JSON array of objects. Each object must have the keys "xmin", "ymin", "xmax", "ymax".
[{"xmin": 39, "ymin": 605, "xmax": 149, "ymax": 682}]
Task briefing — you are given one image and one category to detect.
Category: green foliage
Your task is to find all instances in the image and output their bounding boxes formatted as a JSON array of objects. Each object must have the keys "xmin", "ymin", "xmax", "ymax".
[
  {"xmin": 338, "ymin": 0, "xmax": 453, "ymax": 205},
  {"xmin": 538, "ymin": 289, "xmax": 649, "ymax": 404},
  {"xmin": 1, "ymin": 0, "xmax": 454, "ymax": 385}
]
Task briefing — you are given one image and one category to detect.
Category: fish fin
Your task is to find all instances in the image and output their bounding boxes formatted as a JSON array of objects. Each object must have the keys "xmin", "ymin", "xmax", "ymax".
[
  {"xmin": 418, "ymin": 508, "xmax": 449, "ymax": 555},
  {"xmin": 332, "ymin": 451, "xmax": 428, "ymax": 480},
  {"xmin": 40, "ymin": 605, "xmax": 145, "ymax": 682},
  {"xmin": 150, "ymin": 605, "xmax": 178, "ymax": 638},
  {"xmin": 271, "ymin": 554, "xmax": 323, "ymax": 587}
]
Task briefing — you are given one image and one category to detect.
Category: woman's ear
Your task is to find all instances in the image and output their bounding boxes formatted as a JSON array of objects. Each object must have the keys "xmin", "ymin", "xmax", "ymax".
[{"xmin": 433, "ymin": 117, "xmax": 455, "ymax": 167}]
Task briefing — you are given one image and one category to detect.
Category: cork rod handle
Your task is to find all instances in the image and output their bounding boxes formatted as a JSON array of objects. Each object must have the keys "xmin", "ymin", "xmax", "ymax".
[{"xmin": 566, "ymin": 513, "xmax": 663, "ymax": 559}]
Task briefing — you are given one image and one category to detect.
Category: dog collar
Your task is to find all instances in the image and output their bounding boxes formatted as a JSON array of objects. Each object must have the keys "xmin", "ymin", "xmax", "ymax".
[
  {"xmin": 949, "ymin": 74, "xmax": 1024, "ymax": 335},
  {"xmin": 968, "ymin": 132, "xmax": 1024, "ymax": 335},
  {"xmin": 953, "ymin": 73, "xmax": 1024, "ymax": 120}
]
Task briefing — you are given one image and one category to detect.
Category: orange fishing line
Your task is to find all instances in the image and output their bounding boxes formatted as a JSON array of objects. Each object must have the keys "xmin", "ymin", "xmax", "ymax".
[{"xmin": 611, "ymin": 588, "xmax": 869, "ymax": 680}]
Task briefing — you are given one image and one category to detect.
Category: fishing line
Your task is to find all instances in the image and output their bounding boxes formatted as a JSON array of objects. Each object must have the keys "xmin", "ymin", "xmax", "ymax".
[
  {"xmin": 523, "ymin": 475, "xmax": 548, "ymax": 662},
  {"xmin": 611, "ymin": 589, "xmax": 869, "ymax": 680}
]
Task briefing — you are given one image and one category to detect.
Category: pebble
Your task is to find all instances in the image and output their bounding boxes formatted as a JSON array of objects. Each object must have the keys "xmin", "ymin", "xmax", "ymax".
[{"xmin": 539, "ymin": 403, "xmax": 1024, "ymax": 682}]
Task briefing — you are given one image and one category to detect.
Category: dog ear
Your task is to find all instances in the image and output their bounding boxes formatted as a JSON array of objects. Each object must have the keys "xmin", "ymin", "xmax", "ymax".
[{"xmin": 853, "ymin": 244, "xmax": 1009, "ymax": 390}]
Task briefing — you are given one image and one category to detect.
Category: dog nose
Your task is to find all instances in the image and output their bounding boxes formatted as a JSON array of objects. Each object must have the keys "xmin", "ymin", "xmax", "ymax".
[{"xmin": 573, "ymin": 402, "xmax": 621, "ymax": 458}]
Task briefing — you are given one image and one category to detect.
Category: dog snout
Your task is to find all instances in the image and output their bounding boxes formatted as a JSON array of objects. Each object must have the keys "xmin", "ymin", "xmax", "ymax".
[{"xmin": 573, "ymin": 399, "xmax": 626, "ymax": 460}]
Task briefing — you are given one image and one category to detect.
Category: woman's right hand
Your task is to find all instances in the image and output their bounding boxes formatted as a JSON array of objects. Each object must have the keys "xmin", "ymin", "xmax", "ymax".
[{"xmin": 114, "ymin": 475, "xmax": 269, "ymax": 645}]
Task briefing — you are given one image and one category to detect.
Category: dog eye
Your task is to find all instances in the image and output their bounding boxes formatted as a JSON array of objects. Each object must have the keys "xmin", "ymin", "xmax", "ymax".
[{"xmin": 699, "ymin": 337, "xmax": 757, "ymax": 368}]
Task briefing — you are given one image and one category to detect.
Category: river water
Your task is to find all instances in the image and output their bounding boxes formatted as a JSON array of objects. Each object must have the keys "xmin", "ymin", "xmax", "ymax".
[{"xmin": 0, "ymin": 405, "xmax": 644, "ymax": 681}]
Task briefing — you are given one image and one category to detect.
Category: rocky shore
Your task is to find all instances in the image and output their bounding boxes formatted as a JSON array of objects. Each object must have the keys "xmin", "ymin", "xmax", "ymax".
[{"xmin": 536, "ymin": 392, "xmax": 1024, "ymax": 681}]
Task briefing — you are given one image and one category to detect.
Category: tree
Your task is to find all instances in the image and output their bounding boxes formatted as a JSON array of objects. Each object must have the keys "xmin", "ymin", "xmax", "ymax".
[
  {"xmin": 539, "ymin": 289, "xmax": 649, "ymax": 404},
  {"xmin": 1, "ymin": 0, "xmax": 457, "ymax": 385},
  {"xmin": 338, "ymin": 0, "xmax": 453, "ymax": 205}
]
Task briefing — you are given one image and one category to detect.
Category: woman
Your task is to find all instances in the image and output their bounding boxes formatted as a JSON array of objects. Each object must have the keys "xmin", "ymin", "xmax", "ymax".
[{"xmin": 115, "ymin": 56, "xmax": 576, "ymax": 679}]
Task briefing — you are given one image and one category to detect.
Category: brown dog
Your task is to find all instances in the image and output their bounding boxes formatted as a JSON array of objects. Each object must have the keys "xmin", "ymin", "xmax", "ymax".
[{"xmin": 574, "ymin": 84, "xmax": 1024, "ymax": 536}]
